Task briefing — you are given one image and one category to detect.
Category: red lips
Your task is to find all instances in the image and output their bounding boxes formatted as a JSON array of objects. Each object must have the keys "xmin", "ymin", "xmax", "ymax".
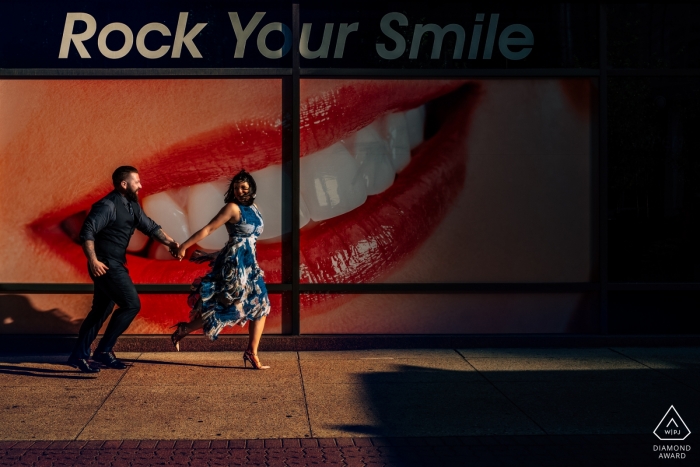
[
  {"xmin": 300, "ymin": 84, "xmax": 480, "ymax": 283},
  {"xmin": 30, "ymin": 79, "xmax": 480, "ymax": 330}
]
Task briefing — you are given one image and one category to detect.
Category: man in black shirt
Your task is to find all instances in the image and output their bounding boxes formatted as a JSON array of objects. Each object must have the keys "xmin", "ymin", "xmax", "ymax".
[{"xmin": 67, "ymin": 166, "xmax": 179, "ymax": 373}]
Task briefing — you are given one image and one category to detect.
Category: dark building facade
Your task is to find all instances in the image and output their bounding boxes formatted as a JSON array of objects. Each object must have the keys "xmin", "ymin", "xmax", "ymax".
[{"xmin": 0, "ymin": 2, "xmax": 698, "ymax": 340}]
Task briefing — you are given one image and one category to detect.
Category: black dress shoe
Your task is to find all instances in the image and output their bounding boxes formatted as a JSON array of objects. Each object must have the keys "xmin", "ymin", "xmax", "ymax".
[
  {"xmin": 67, "ymin": 357, "xmax": 100, "ymax": 373},
  {"xmin": 92, "ymin": 351, "xmax": 127, "ymax": 370}
]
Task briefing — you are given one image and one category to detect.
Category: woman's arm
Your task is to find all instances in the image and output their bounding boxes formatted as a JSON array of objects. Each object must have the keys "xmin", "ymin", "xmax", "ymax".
[{"xmin": 176, "ymin": 203, "xmax": 240, "ymax": 259}]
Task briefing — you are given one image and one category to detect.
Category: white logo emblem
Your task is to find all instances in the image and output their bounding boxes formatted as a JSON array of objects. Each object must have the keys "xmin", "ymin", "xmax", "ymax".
[{"xmin": 654, "ymin": 405, "xmax": 691, "ymax": 441}]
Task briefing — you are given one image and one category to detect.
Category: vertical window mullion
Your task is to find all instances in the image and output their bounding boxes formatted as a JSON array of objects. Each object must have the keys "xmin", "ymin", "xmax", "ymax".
[
  {"xmin": 291, "ymin": 3, "xmax": 301, "ymax": 335},
  {"xmin": 599, "ymin": 3, "xmax": 609, "ymax": 334}
]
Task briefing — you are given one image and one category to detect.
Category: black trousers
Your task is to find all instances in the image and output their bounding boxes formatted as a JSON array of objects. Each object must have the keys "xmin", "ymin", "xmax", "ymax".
[{"xmin": 70, "ymin": 260, "xmax": 141, "ymax": 360}]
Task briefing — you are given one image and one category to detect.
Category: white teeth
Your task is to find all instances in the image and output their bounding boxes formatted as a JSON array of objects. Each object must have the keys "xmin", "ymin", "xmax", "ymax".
[
  {"xmin": 127, "ymin": 229, "xmax": 149, "ymax": 252},
  {"xmin": 296, "ymin": 104, "xmax": 425, "ymax": 220},
  {"xmin": 142, "ymin": 191, "xmax": 191, "ymax": 244},
  {"xmin": 251, "ymin": 165, "xmax": 282, "ymax": 241},
  {"xmin": 187, "ymin": 180, "xmax": 229, "ymax": 250},
  {"xmin": 405, "ymin": 105, "xmax": 426, "ymax": 149},
  {"xmin": 382, "ymin": 112, "xmax": 412, "ymax": 172},
  {"xmin": 167, "ymin": 187, "xmax": 190, "ymax": 209},
  {"xmin": 299, "ymin": 196, "xmax": 311, "ymax": 226},
  {"xmin": 139, "ymin": 101, "xmax": 429, "ymax": 257},
  {"xmin": 252, "ymin": 164, "xmax": 311, "ymax": 241},
  {"xmin": 343, "ymin": 123, "xmax": 395, "ymax": 195},
  {"xmin": 300, "ymin": 142, "xmax": 367, "ymax": 221}
]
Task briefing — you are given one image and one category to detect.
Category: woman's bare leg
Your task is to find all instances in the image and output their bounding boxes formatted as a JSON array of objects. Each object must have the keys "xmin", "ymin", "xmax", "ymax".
[
  {"xmin": 176, "ymin": 316, "xmax": 204, "ymax": 339},
  {"xmin": 246, "ymin": 315, "xmax": 266, "ymax": 355}
]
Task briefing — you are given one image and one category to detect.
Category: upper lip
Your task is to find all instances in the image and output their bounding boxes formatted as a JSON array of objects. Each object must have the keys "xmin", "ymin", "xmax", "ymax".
[
  {"xmin": 300, "ymin": 80, "xmax": 466, "ymax": 156},
  {"xmin": 30, "ymin": 79, "xmax": 474, "ymax": 284},
  {"xmin": 31, "ymin": 80, "xmax": 464, "ymax": 229}
]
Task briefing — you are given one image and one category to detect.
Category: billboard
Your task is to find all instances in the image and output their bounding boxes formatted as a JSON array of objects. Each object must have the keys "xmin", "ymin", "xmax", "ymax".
[
  {"xmin": 298, "ymin": 79, "xmax": 592, "ymax": 284},
  {"xmin": 0, "ymin": 77, "xmax": 592, "ymax": 334},
  {"xmin": 0, "ymin": 2, "xmax": 600, "ymax": 335}
]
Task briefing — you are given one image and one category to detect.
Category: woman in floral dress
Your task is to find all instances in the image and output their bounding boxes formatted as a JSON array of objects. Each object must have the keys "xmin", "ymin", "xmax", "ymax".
[{"xmin": 170, "ymin": 170, "xmax": 271, "ymax": 369}]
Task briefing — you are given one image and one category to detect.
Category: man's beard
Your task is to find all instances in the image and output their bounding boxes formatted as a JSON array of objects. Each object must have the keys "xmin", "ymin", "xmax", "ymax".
[{"xmin": 125, "ymin": 188, "xmax": 139, "ymax": 203}]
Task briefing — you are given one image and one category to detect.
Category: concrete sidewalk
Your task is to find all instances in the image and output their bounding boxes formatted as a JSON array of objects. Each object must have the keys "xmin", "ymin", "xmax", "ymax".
[{"xmin": 0, "ymin": 347, "xmax": 699, "ymax": 465}]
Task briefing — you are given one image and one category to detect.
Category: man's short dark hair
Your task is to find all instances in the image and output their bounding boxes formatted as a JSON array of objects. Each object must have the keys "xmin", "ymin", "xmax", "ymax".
[{"xmin": 112, "ymin": 166, "xmax": 138, "ymax": 189}]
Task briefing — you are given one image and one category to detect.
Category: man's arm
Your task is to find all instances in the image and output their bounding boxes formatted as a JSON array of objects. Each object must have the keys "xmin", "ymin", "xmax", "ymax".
[
  {"xmin": 135, "ymin": 207, "xmax": 168, "ymax": 245},
  {"xmin": 154, "ymin": 228, "xmax": 180, "ymax": 258},
  {"xmin": 153, "ymin": 228, "xmax": 177, "ymax": 247},
  {"xmin": 82, "ymin": 240, "xmax": 109, "ymax": 276},
  {"xmin": 134, "ymin": 206, "xmax": 178, "ymax": 254},
  {"xmin": 79, "ymin": 199, "xmax": 114, "ymax": 277}
]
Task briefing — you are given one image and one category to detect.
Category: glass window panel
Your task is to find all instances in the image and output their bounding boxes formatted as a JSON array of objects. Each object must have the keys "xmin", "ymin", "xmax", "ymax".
[
  {"xmin": 139, "ymin": 293, "xmax": 284, "ymax": 335},
  {"xmin": 300, "ymin": 293, "xmax": 598, "ymax": 334},
  {"xmin": 0, "ymin": 293, "xmax": 91, "ymax": 335},
  {"xmin": 0, "ymin": 293, "xmax": 285, "ymax": 335},
  {"xmin": 299, "ymin": 78, "xmax": 592, "ymax": 283},
  {"xmin": 609, "ymin": 4, "xmax": 700, "ymax": 69},
  {"xmin": 608, "ymin": 291, "xmax": 700, "ymax": 334},
  {"xmin": 608, "ymin": 77, "xmax": 700, "ymax": 282},
  {"xmin": 0, "ymin": 79, "xmax": 283, "ymax": 285}
]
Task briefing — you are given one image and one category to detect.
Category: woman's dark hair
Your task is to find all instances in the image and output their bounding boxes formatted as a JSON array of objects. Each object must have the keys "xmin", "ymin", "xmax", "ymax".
[{"xmin": 224, "ymin": 170, "xmax": 257, "ymax": 206}]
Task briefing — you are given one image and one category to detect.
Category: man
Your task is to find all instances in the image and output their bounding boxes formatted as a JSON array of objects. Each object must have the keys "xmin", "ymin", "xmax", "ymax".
[{"xmin": 67, "ymin": 166, "xmax": 178, "ymax": 373}]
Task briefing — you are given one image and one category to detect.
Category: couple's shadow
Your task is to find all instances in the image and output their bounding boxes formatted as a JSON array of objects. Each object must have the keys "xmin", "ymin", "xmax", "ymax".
[
  {"xmin": 123, "ymin": 358, "xmax": 250, "ymax": 371},
  {"xmin": 0, "ymin": 357, "xmax": 250, "ymax": 381},
  {"xmin": 0, "ymin": 362, "xmax": 94, "ymax": 380},
  {"xmin": 0, "ymin": 295, "xmax": 252, "ymax": 380}
]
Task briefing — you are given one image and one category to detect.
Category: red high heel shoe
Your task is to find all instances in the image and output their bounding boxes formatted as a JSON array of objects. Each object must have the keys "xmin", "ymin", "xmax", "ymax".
[{"xmin": 243, "ymin": 350, "xmax": 270, "ymax": 370}]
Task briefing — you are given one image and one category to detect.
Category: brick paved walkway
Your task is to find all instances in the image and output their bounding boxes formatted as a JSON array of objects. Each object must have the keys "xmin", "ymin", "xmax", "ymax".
[{"xmin": 0, "ymin": 435, "xmax": 667, "ymax": 466}]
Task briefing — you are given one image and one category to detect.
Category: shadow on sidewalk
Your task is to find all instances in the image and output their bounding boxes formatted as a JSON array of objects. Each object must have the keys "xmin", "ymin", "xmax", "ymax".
[
  {"xmin": 330, "ymin": 364, "xmax": 499, "ymax": 438},
  {"xmin": 328, "ymin": 362, "xmax": 700, "ymax": 438},
  {"xmin": 0, "ymin": 364, "xmax": 95, "ymax": 380},
  {"xmin": 0, "ymin": 295, "xmax": 80, "ymax": 334},
  {"xmin": 323, "ymin": 361, "xmax": 700, "ymax": 465},
  {"xmin": 121, "ymin": 358, "xmax": 249, "ymax": 371},
  {"xmin": 0, "ymin": 356, "xmax": 255, "ymax": 381}
]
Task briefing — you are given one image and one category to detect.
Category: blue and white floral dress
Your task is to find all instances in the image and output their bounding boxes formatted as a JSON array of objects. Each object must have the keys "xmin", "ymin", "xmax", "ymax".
[{"xmin": 187, "ymin": 204, "xmax": 270, "ymax": 340}]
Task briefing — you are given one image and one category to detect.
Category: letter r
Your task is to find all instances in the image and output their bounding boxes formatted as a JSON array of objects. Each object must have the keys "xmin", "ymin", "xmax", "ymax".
[{"xmin": 58, "ymin": 13, "xmax": 97, "ymax": 58}]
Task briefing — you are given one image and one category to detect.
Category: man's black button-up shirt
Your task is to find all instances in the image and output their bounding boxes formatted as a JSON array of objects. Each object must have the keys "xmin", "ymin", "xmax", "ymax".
[{"xmin": 79, "ymin": 191, "xmax": 161, "ymax": 243}]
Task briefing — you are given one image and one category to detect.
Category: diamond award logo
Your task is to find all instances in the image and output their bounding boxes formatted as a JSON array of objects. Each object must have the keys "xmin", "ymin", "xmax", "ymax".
[{"xmin": 654, "ymin": 405, "xmax": 691, "ymax": 441}]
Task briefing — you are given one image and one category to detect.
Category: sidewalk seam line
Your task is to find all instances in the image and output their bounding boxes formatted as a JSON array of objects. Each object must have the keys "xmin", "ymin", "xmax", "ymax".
[
  {"xmin": 297, "ymin": 351, "xmax": 314, "ymax": 438},
  {"xmin": 73, "ymin": 351, "xmax": 142, "ymax": 441},
  {"xmin": 608, "ymin": 347, "xmax": 700, "ymax": 395},
  {"xmin": 454, "ymin": 349, "xmax": 549, "ymax": 435}
]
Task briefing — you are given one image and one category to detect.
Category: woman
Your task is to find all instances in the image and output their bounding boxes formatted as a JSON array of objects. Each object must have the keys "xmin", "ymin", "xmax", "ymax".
[{"xmin": 170, "ymin": 170, "xmax": 271, "ymax": 369}]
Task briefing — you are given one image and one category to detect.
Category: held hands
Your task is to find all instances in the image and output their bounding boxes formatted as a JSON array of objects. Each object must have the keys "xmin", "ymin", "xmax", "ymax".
[
  {"xmin": 176, "ymin": 245, "xmax": 187, "ymax": 261},
  {"xmin": 167, "ymin": 241, "xmax": 186, "ymax": 261},
  {"xmin": 89, "ymin": 258, "xmax": 109, "ymax": 277},
  {"xmin": 167, "ymin": 241, "xmax": 181, "ymax": 260}
]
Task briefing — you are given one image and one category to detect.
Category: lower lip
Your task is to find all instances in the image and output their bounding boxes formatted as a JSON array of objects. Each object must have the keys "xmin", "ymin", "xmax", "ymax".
[{"xmin": 32, "ymin": 85, "xmax": 480, "ymax": 328}]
